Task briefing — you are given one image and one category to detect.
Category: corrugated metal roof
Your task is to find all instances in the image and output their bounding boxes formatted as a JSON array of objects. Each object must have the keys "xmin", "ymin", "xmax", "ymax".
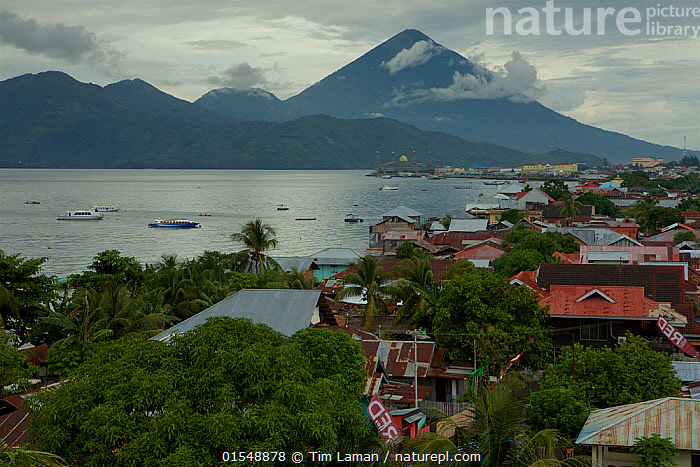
[
  {"xmin": 309, "ymin": 248, "xmax": 360, "ymax": 266},
  {"xmin": 271, "ymin": 256, "xmax": 315, "ymax": 272},
  {"xmin": 382, "ymin": 206, "xmax": 423, "ymax": 220},
  {"xmin": 150, "ymin": 289, "xmax": 322, "ymax": 340},
  {"xmin": 361, "ymin": 340, "xmax": 434, "ymax": 378},
  {"xmin": 448, "ymin": 219, "xmax": 489, "ymax": 233},
  {"xmin": 672, "ymin": 361, "xmax": 700, "ymax": 383},
  {"xmin": 0, "ymin": 409, "xmax": 31, "ymax": 447},
  {"xmin": 576, "ymin": 398, "xmax": 700, "ymax": 450}
]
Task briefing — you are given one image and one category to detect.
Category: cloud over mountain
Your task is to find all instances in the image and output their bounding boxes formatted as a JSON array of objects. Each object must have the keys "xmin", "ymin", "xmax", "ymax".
[
  {"xmin": 381, "ymin": 40, "xmax": 442, "ymax": 75},
  {"xmin": 0, "ymin": 11, "xmax": 119, "ymax": 63},
  {"xmin": 205, "ymin": 62, "xmax": 267, "ymax": 89}
]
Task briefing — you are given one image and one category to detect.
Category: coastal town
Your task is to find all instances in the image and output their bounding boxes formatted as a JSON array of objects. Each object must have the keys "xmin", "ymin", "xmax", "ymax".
[{"xmin": 2, "ymin": 154, "xmax": 700, "ymax": 466}]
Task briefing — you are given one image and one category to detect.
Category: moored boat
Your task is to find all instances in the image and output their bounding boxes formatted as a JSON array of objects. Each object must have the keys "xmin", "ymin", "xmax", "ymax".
[
  {"xmin": 277, "ymin": 204, "xmax": 290, "ymax": 211},
  {"xmin": 93, "ymin": 205, "xmax": 119, "ymax": 212},
  {"xmin": 148, "ymin": 219, "xmax": 200, "ymax": 228},
  {"xmin": 24, "ymin": 201, "xmax": 40, "ymax": 205},
  {"xmin": 345, "ymin": 214, "xmax": 364, "ymax": 223},
  {"xmin": 483, "ymin": 180, "xmax": 509, "ymax": 185},
  {"xmin": 57, "ymin": 210, "xmax": 104, "ymax": 220},
  {"xmin": 379, "ymin": 186, "xmax": 399, "ymax": 191}
]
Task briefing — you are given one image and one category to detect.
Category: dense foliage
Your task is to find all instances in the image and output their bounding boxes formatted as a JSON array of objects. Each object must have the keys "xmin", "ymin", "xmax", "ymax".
[
  {"xmin": 0, "ymin": 331, "xmax": 36, "ymax": 396},
  {"xmin": 29, "ymin": 318, "xmax": 372, "ymax": 466},
  {"xmin": 621, "ymin": 171, "xmax": 700, "ymax": 194},
  {"xmin": 623, "ymin": 199, "xmax": 685, "ymax": 235},
  {"xmin": 531, "ymin": 334, "xmax": 681, "ymax": 440},
  {"xmin": 540, "ymin": 179, "xmax": 570, "ymax": 200},
  {"xmin": 630, "ymin": 434, "xmax": 679, "ymax": 467},
  {"xmin": 493, "ymin": 227, "xmax": 579, "ymax": 277},
  {"xmin": 432, "ymin": 262, "xmax": 550, "ymax": 372},
  {"xmin": 498, "ymin": 209, "xmax": 525, "ymax": 224},
  {"xmin": 525, "ymin": 388, "xmax": 590, "ymax": 441},
  {"xmin": 0, "ymin": 250, "xmax": 56, "ymax": 339},
  {"xmin": 408, "ymin": 381, "xmax": 589, "ymax": 466},
  {"xmin": 574, "ymin": 192, "xmax": 620, "ymax": 217}
]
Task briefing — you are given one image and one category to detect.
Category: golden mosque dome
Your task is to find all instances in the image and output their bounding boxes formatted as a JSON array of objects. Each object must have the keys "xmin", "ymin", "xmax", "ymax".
[{"xmin": 399, "ymin": 155, "xmax": 408, "ymax": 162}]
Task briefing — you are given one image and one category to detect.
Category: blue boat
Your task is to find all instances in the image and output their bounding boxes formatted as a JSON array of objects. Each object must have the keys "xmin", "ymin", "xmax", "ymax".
[{"xmin": 148, "ymin": 219, "xmax": 200, "ymax": 228}]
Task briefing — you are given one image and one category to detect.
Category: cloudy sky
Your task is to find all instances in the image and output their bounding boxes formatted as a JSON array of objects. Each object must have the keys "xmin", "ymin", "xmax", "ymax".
[{"xmin": 1, "ymin": 0, "xmax": 698, "ymax": 149}]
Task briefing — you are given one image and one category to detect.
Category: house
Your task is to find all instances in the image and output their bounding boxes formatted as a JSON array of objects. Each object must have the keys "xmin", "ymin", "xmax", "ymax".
[
  {"xmin": 576, "ymin": 398, "xmax": 700, "ymax": 467},
  {"xmin": 579, "ymin": 245, "xmax": 680, "ymax": 264},
  {"xmin": 644, "ymin": 223, "xmax": 699, "ymax": 244},
  {"xmin": 309, "ymin": 248, "xmax": 361, "ymax": 280},
  {"xmin": 540, "ymin": 204, "xmax": 595, "ymax": 224},
  {"xmin": 516, "ymin": 188, "xmax": 555, "ymax": 210},
  {"xmin": 150, "ymin": 289, "xmax": 336, "ymax": 340},
  {"xmin": 452, "ymin": 240, "xmax": 505, "ymax": 263},
  {"xmin": 380, "ymin": 230, "xmax": 426, "ymax": 254},
  {"xmin": 538, "ymin": 285, "xmax": 685, "ymax": 349},
  {"xmin": 369, "ymin": 206, "xmax": 424, "ymax": 249},
  {"xmin": 545, "ymin": 227, "xmax": 643, "ymax": 246},
  {"xmin": 428, "ymin": 230, "xmax": 509, "ymax": 249},
  {"xmin": 536, "ymin": 263, "xmax": 700, "ymax": 341}
]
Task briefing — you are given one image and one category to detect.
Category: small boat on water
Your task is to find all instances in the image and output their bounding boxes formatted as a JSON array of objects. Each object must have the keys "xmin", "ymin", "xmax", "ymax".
[
  {"xmin": 57, "ymin": 210, "xmax": 104, "ymax": 220},
  {"xmin": 379, "ymin": 186, "xmax": 399, "ymax": 191},
  {"xmin": 93, "ymin": 205, "xmax": 119, "ymax": 212},
  {"xmin": 295, "ymin": 217, "xmax": 316, "ymax": 221},
  {"xmin": 277, "ymin": 204, "xmax": 290, "ymax": 211},
  {"xmin": 148, "ymin": 219, "xmax": 200, "ymax": 228},
  {"xmin": 483, "ymin": 180, "xmax": 509, "ymax": 185},
  {"xmin": 198, "ymin": 213, "xmax": 212, "ymax": 217},
  {"xmin": 454, "ymin": 185, "xmax": 472, "ymax": 189},
  {"xmin": 24, "ymin": 201, "xmax": 40, "ymax": 205},
  {"xmin": 345, "ymin": 214, "xmax": 364, "ymax": 223}
]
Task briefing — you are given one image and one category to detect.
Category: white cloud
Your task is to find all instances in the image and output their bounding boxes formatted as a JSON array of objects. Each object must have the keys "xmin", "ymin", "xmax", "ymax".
[
  {"xmin": 205, "ymin": 63, "xmax": 267, "ymax": 89},
  {"xmin": 381, "ymin": 40, "xmax": 441, "ymax": 75},
  {"xmin": 389, "ymin": 51, "xmax": 545, "ymax": 105}
]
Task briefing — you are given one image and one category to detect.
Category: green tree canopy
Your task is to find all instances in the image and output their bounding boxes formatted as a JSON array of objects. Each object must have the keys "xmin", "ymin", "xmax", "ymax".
[
  {"xmin": 0, "ymin": 250, "xmax": 56, "ymax": 340},
  {"xmin": 575, "ymin": 192, "xmax": 620, "ymax": 217},
  {"xmin": 432, "ymin": 263, "xmax": 551, "ymax": 372},
  {"xmin": 673, "ymin": 230, "xmax": 697, "ymax": 245},
  {"xmin": 494, "ymin": 227, "xmax": 579, "ymax": 277},
  {"xmin": 540, "ymin": 333, "xmax": 681, "ymax": 410},
  {"xmin": 68, "ymin": 250, "xmax": 142, "ymax": 290},
  {"xmin": 525, "ymin": 387, "xmax": 590, "ymax": 441},
  {"xmin": 29, "ymin": 318, "xmax": 371, "ymax": 466},
  {"xmin": 540, "ymin": 179, "xmax": 570, "ymax": 201},
  {"xmin": 631, "ymin": 434, "xmax": 679, "ymax": 467},
  {"xmin": 498, "ymin": 209, "xmax": 526, "ymax": 224}
]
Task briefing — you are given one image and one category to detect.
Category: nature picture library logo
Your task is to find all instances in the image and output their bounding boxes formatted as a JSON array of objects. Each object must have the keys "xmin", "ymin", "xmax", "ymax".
[{"xmin": 485, "ymin": 0, "xmax": 700, "ymax": 38}]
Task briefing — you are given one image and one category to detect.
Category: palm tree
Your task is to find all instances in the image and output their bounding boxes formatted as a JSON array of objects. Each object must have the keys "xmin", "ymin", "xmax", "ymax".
[
  {"xmin": 393, "ymin": 258, "xmax": 442, "ymax": 329},
  {"xmin": 286, "ymin": 268, "xmax": 317, "ymax": 290},
  {"xmin": 0, "ymin": 441, "xmax": 68, "ymax": 467},
  {"xmin": 406, "ymin": 381, "xmax": 590, "ymax": 466},
  {"xmin": 558, "ymin": 193, "xmax": 580, "ymax": 227},
  {"xmin": 231, "ymin": 219, "xmax": 278, "ymax": 274},
  {"xmin": 335, "ymin": 255, "xmax": 398, "ymax": 330}
]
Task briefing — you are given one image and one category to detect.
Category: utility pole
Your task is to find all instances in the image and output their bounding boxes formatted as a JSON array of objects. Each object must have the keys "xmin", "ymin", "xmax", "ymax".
[{"xmin": 408, "ymin": 329, "xmax": 426, "ymax": 409}]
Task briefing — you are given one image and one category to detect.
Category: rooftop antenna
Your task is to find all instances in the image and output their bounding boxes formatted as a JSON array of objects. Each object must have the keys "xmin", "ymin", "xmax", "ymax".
[
  {"xmin": 683, "ymin": 137, "xmax": 687, "ymax": 159},
  {"xmin": 392, "ymin": 151, "xmax": 395, "ymax": 163},
  {"xmin": 412, "ymin": 150, "xmax": 416, "ymax": 165},
  {"xmin": 376, "ymin": 151, "xmax": 380, "ymax": 171},
  {"xmin": 427, "ymin": 151, "xmax": 432, "ymax": 171}
]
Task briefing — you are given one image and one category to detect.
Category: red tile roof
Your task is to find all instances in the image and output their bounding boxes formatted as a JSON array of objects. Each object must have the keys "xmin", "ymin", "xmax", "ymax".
[
  {"xmin": 428, "ymin": 230, "xmax": 509, "ymax": 249},
  {"xmin": 510, "ymin": 270, "xmax": 549, "ymax": 297}
]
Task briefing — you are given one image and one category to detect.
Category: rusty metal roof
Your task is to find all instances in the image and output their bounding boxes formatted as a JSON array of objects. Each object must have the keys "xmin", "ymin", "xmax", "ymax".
[
  {"xmin": 361, "ymin": 340, "xmax": 434, "ymax": 378},
  {"xmin": 379, "ymin": 382, "xmax": 433, "ymax": 404},
  {"xmin": 576, "ymin": 397, "xmax": 700, "ymax": 450},
  {"xmin": 0, "ymin": 409, "xmax": 31, "ymax": 447}
]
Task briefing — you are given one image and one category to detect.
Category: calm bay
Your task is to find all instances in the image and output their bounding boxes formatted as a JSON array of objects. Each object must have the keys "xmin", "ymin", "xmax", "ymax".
[{"xmin": 1, "ymin": 169, "xmax": 514, "ymax": 277}]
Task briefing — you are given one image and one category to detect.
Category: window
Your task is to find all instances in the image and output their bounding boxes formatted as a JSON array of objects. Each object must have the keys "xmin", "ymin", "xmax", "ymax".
[{"xmin": 580, "ymin": 320, "xmax": 608, "ymax": 341}]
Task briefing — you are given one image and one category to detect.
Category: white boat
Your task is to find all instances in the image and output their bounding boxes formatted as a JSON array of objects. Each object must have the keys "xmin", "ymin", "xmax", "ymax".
[
  {"xmin": 379, "ymin": 186, "xmax": 399, "ymax": 191},
  {"xmin": 93, "ymin": 205, "xmax": 119, "ymax": 212},
  {"xmin": 57, "ymin": 210, "xmax": 104, "ymax": 220},
  {"xmin": 148, "ymin": 219, "xmax": 200, "ymax": 228}
]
